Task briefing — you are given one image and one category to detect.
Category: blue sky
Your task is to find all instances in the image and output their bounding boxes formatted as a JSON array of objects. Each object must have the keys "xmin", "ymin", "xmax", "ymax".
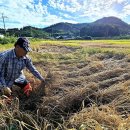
[{"xmin": 0, "ymin": 0, "xmax": 130, "ymax": 29}]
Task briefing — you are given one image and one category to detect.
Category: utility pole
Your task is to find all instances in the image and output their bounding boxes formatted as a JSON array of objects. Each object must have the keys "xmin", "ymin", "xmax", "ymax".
[
  {"xmin": 1, "ymin": 13, "xmax": 8, "ymax": 34},
  {"xmin": 51, "ymin": 27, "xmax": 53, "ymax": 37}
]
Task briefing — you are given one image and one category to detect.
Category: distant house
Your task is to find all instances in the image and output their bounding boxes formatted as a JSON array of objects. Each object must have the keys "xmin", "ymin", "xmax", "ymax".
[
  {"xmin": 82, "ymin": 36, "xmax": 93, "ymax": 40},
  {"xmin": 75, "ymin": 36, "xmax": 83, "ymax": 40},
  {"xmin": 56, "ymin": 35, "xmax": 74, "ymax": 40},
  {"xmin": 56, "ymin": 36, "xmax": 64, "ymax": 39},
  {"xmin": 0, "ymin": 34, "xmax": 4, "ymax": 38}
]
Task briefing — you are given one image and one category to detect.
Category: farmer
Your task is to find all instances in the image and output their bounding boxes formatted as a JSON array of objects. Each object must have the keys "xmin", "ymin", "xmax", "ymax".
[{"xmin": 0, "ymin": 37, "xmax": 45, "ymax": 97}]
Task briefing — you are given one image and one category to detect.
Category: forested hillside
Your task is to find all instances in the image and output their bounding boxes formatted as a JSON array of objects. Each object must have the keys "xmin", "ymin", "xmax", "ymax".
[{"xmin": 0, "ymin": 17, "xmax": 130, "ymax": 39}]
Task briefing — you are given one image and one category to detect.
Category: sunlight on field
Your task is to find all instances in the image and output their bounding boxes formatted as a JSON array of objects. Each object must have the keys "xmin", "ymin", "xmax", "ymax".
[
  {"xmin": 32, "ymin": 40, "xmax": 80, "ymax": 47},
  {"xmin": 33, "ymin": 39, "xmax": 130, "ymax": 46},
  {"xmin": 1, "ymin": 39, "xmax": 130, "ymax": 52},
  {"xmin": 93, "ymin": 40, "xmax": 130, "ymax": 45},
  {"xmin": 1, "ymin": 39, "xmax": 130, "ymax": 129},
  {"xmin": 0, "ymin": 43, "xmax": 14, "ymax": 51}
]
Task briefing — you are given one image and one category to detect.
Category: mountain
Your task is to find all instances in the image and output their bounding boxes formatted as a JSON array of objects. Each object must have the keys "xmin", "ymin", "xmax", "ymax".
[
  {"xmin": 93, "ymin": 16, "xmax": 129, "ymax": 27},
  {"xmin": 92, "ymin": 17, "xmax": 130, "ymax": 36},
  {"xmin": 42, "ymin": 16, "xmax": 130, "ymax": 37},
  {"xmin": 3, "ymin": 26, "xmax": 49, "ymax": 38},
  {"xmin": 43, "ymin": 22, "xmax": 88, "ymax": 37},
  {"xmin": 0, "ymin": 16, "xmax": 130, "ymax": 38},
  {"xmin": 92, "ymin": 16, "xmax": 130, "ymax": 34}
]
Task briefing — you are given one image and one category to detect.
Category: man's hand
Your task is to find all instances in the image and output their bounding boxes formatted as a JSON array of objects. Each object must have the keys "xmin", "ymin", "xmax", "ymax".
[
  {"xmin": 23, "ymin": 83, "xmax": 32, "ymax": 97},
  {"xmin": 1, "ymin": 87, "xmax": 12, "ymax": 96}
]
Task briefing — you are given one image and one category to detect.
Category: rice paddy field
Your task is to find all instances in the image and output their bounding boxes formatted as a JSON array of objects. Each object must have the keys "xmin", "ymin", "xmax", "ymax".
[{"xmin": 1, "ymin": 39, "xmax": 130, "ymax": 130}]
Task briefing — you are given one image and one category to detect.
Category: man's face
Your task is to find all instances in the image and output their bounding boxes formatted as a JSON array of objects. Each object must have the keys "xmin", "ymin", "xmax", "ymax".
[{"xmin": 15, "ymin": 45, "xmax": 28, "ymax": 57}]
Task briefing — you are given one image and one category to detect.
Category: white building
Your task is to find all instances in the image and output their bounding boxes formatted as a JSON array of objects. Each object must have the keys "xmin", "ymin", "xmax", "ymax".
[{"xmin": 0, "ymin": 34, "xmax": 4, "ymax": 38}]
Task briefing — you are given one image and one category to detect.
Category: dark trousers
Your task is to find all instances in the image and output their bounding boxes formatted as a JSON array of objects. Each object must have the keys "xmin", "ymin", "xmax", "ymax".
[{"xmin": 14, "ymin": 80, "xmax": 29, "ymax": 89}]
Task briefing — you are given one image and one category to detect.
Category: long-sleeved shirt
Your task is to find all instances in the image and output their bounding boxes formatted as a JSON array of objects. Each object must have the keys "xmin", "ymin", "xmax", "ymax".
[{"xmin": 0, "ymin": 49, "xmax": 44, "ymax": 88}]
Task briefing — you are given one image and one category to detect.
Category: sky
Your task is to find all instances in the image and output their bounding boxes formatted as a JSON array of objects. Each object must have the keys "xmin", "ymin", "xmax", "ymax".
[{"xmin": 0, "ymin": 0, "xmax": 130, "ymax": 29}]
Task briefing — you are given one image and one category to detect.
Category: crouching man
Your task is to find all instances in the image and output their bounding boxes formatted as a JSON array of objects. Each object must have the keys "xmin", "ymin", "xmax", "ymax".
[{"xmin": 0, "ymin": 37, "xmax": 45, "ymax": 97}]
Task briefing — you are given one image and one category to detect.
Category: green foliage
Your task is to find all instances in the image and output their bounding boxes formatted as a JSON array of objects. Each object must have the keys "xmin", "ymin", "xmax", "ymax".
[
  {"xmin": 79, "ymin": 48, "xmax": 102, "ymax": 56},
  {"xmin": 80, "ymin": 24, "xmax": 121, "ymax": 37},
  {"xmin": 0, "ymin": 17, "xmax": 130, "ymax": 39},
  {"xmin": 0, "ymin": 36, "xmax": 16, "ymax": 44},
  {"xmin": 116, "ymin": 35, "xmax": 130, "ymax": 39}
]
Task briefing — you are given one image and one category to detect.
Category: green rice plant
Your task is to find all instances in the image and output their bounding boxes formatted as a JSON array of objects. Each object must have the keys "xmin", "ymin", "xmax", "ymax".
[
  {"xmin": 80, "ymin": 39, "xmax": 130, "ymax": 45},
  {"xmin": 30, "ymin": 51, "xmax": 60, "ymax": 65},
  {"xmin": 0, "ymin": 43, "xmax": 14, "ymax": 52},
  {"xmin": 32, "ymin": 40, "xmax": 80, "ymax": 47},
  {"xmin": 78, "ymin": 47, "xmax": 102, "ymax": 56}
]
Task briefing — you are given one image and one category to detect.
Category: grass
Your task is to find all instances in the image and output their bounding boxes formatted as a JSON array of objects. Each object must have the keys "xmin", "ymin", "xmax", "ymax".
[
  {"xmin": 32, "ymin": 40, "xmax": 80, "ymax": 47},
  {"xmin": 29, "ymin": 39, "xmax": 130, "ymax": 66},
  {"xmin": 1, "ymin": 39, "xmax": 130, "ymax": 54},
  {"xmin": 1, "ymin": 39, "xmax": 130, "ymax": 129},
  {"xmin": 79, "ymin": 39, "xmax": 130, "ymax": 45},
  {"xmin": 0, "ymin": 43, "xmax": 14, "ymax": 52}
]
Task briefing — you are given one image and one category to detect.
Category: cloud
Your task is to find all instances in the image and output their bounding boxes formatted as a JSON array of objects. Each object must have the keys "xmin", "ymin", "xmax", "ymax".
[
  {"xmin": 123, "ymin": 4, "xmax": 130, "ymax": 15},
  {"xmin": 116, "ymin": 0, "xmax": 127, "ymax": 4},
  {"xmin": 0, "ymin": 0, "xmax": 78, "ymax": 28},
  {"xmin": 0, "ymin": 0, "xmax": 130, "ymax": 28},
  {"xmin": 48, "ymin": 0, "xmax": 130, "ymax": 21},
  {"xmin": 0, "ymin": 0, "xmax": 48, "ymax": 28},
  {"xmin": 48, "ymin": 0, "xmax": 82, "ymax": 13}
]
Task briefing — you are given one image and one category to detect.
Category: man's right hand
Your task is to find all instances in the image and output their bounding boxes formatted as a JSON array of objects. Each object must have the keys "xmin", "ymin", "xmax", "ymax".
[{"xmin": 1, "ymin": 87, "xmax": 12, "ymax": 96}]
